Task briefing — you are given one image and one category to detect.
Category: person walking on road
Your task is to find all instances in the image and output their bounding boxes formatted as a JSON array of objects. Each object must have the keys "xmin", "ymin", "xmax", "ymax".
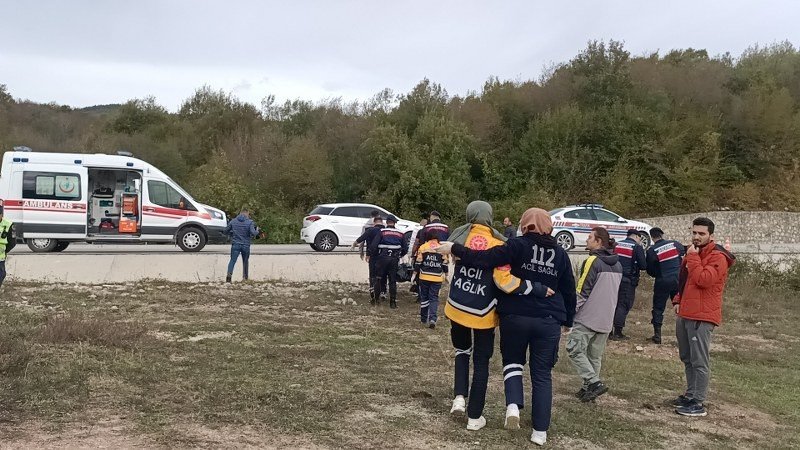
[
  {"xmin": 672, "ymin": 217, "xmax": 735, "ymax": 417},
  {"xmin": 436, "ymin": 207, "xmax": 577, "ymax": 446},
  {"xmin": 369, "ymin": 215, "xmax": 409, "ymax": 309},
  {"xmin": 567, "ymin": 227, "xmax": 622, "ymax": 403},
  {"xmin": 0, "ymin": 205, "xmax": 17, "ymax": 289},
  {"xmin": 646, "ymin": 227, "xmax": 686, "ymax": 344},
  {"xmin": 225, "ymin": 207, "xmax": 261, "ymax": 283},
  {"xmin": 437, "ymin": 201, "xmax": 522, "ymax": 433},
  {"xmin": 503, "ymin": 217, "xmax": 516, "ymax": 240},
  {"xmin": 610, "ymin": 229, "xmax": 647, "ymax": 340}
]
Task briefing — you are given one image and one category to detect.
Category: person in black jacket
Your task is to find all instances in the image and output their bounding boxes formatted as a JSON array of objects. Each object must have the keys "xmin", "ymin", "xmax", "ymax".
[
  {"xmin": 352, "ymin": 216, "xmax": 385, "ymax": 303},
  {"xmin": 436, "ymin": 207, "xmax": 576, "ymax": 447},
  {"xmin": 610, "ymin": 229, "xmax": 647, "ymax": 340},
  {"xmin": 503, "ymin": 217, "xmax": 517, "ymax": 240},
  {"xmin": 369, "ymin": 215, "xmax": 409, "ymax": 309}
]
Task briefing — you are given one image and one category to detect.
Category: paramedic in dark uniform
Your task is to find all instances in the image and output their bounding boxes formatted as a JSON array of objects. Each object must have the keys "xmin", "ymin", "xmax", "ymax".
[
  {"xmin": 610, "ymin": 229, "xmax": 647, "ymax": 340},
  {"xmin": 352, "ymin": 215, "xmax": 385, "ymax": 304},
  {"xmin": 369, "ymin": 214, "xmax": 409, "ymax": 309},
  {"xmin": 646, "ymin": 227, "xmax": 686, "ymax": 344},
  {"xmin": 0, "ymin": 205, "xmax": 17, "ymax": 289}
]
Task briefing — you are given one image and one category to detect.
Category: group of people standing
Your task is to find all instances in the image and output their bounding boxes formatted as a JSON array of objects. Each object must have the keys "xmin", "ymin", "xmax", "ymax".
[{"xmin": 356, "ymin": 201, "xmax": 734, "ymax": 446}]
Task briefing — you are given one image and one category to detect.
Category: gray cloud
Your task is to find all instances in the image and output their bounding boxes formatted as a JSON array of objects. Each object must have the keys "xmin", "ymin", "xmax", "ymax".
[{"xmin": 1, "ymin": 0, "xmax": 797, "ymax": 110}]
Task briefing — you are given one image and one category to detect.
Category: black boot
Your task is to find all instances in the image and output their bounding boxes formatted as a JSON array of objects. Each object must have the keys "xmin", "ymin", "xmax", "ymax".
[
  {"xmin": 390, "ymin": 299, "xmax": 398, "ymax": 309},
  {"xmin": 611, "ymin": 326, "xmax": 628, "ymax": 341},
  {"xmin": 650, "ymin": 325, "xmax": 662, "ymax": 344},
  {"xmin": 226, "ymin": 273, "xmax": 232, "ymax": 283}
]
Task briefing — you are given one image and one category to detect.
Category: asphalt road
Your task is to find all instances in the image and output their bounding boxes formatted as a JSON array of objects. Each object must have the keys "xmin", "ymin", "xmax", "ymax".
[{"xmin": 11, "ymin": 242, "xmax": 800, "ymax": 256}]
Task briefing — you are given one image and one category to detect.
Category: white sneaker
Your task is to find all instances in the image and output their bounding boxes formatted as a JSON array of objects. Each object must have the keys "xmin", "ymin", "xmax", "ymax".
[
  {"xmin": 466, "ymin": 416, "xmax": 486, "ymax": 431},
  {"xmin": 504, "ymin": 404, "xmax": 520, "ymax": 430},
  {"xmin": 450, "ymin": 395, "xmax": 466, "ymax": 415},
  {"xmin": 531, "ymin": 430, "xmax": 547, "ymax": 446}
]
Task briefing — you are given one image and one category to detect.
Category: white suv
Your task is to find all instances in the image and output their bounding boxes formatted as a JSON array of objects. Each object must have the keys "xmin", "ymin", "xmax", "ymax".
[
  {"xmin": 549, "ymin": 204, "xmax": 652, "ymax": 250},
  {"xmin": 301, "ymin": 203, "xmax": 422, "ymax": 252}
]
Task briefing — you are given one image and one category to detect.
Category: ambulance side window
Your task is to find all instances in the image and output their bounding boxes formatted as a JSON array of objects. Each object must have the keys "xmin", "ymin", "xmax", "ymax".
[
  {"xmin": 148, "ymin": 180, "xmax": 195, "ymax": 210},
  {"xmin": 22, "ymin": 171, "xmax": 81, "ymax": 201}
]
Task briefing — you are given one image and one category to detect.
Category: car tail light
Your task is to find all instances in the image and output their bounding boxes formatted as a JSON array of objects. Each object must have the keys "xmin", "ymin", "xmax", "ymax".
[{"xmin": 305, "ymin": 215, "xmax": 321, "ymax": 222}]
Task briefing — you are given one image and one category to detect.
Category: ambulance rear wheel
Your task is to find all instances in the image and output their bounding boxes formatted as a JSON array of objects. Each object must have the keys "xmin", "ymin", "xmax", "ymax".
[
  {"xmin": 555, "ymin": 232, "xmax": 574, "ymax": 251},
  {"xmin": 27, "ymin": 238, "xmax": 59, "ymax": 253},
  {"xmin": 177, "ymin": 227, "xmax": 206, "ymax": 252},
  {"xmin": 54, "ymin": 242, "xmax": 70, "ymax": 252}
]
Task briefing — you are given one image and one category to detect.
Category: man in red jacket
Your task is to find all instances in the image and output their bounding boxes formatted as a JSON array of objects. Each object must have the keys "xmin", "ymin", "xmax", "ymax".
[{"xmin": 671, "ymin": 217, "xmax": 735, "ymax": 417}]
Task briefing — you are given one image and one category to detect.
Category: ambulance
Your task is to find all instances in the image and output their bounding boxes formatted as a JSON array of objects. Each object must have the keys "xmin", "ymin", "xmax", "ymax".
[{"xmin": 0, "ymin": 147, "xmax": 228, "ymax": 252}]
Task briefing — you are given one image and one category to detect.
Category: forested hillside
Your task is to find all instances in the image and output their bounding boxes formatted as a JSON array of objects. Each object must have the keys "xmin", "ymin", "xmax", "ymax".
[{"xmin": 1, "ymin": 41, "xmax": 799, "ymax": 242}]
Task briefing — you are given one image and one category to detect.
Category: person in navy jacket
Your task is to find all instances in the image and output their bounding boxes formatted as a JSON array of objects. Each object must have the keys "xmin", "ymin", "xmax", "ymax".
[
  {"xmin": 369, "ymin": 215, "xmax": 409, "ymax": 309},
  {"xmin": 610, "ymin": 229, "xmax": 647, "ymax": 340},
  {"xmin": 646, "ymin": 227, "xmax": 686, "ymax": 344}
]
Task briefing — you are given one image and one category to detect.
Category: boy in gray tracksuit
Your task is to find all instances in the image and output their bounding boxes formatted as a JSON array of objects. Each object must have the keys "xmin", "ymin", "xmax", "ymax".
[{"xmin": 567, "ymin": 228, "xmax": 623, "ymax": 403}]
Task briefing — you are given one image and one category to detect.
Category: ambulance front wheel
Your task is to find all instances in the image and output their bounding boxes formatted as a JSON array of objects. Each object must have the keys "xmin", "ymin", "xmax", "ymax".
[
  {"xmin": 177, "ymin": 227, "xmax": 207, "ymax": 252},
  {"xmin": 26, "ymin": 238, "xmax": 59, "ymax": 253}
]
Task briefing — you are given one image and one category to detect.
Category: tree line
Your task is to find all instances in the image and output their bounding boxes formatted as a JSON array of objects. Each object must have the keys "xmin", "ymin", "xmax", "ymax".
[{"xmin": 1, "ymin": 41, "xmax": 799, "ymax": 242}]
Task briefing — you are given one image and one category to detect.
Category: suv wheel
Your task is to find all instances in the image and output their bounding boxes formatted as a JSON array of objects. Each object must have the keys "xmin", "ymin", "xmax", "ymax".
[
  {"xmin": 177, "ymin": 227, "xmax": 207, "ymax": 252},
  {"xmin": 639, "ymin": 233, "xmax": 651, "ymax": 249},
  {"xmin": 27, "ymin": 238, "xmax": 59, "ymax": 253},
  {"xmin": 314, "ymin": 231, "xmax": 338, "ymax": 252},
  {"xmin": 555, "ymin": 231, "xmax": 574, "ymax": 250}
]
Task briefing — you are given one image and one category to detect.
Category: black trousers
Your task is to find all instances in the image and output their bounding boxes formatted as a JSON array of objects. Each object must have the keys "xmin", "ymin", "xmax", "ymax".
[
  {"xmin": 652, "ymin": 277, "xmax": 679, "ymax": 326},
  {"xmin": 367, "ymin": 256, "xmax": 387, "ymax": 296},
  {"xmin": 451, "ymin": 321, "xmax": 495, "ymax": 420},
  {"xmin": 0, "ymin": 260, "xmax": 6, "ymax": 288},
  {"xmin": 373, "ymin": 255, "xmax": 399, "ymax": 301},
  {"xmin": 613, "ymin": 279, "xmax": 637, "ymax": 329}
]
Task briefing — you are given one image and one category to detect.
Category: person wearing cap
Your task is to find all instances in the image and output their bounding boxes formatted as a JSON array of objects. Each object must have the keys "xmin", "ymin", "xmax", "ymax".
[
  {"xmin": 436, "ymin": 208, "xmax": 577, "ymax": 446},
  {"xmin": 352, "ymin": 215, "xmax": 385, "ymax": 304},
  {"xmin": 418, "ymin": 210, "xmax": 449, "ymax": 245},
  {"xmin": 0, "ymin": 205, "xmax": 17, "ymax": 289},
  {"xmin": 369, "ymin": 214, "xmax": 409, "ymax": 309},
  {"xmin": 646, "ymin": 227, "xmax": 686, "ymax": 344},
  {"xmin": 610, "ymin": 229, "xmax": 647, "ymax": 340}
]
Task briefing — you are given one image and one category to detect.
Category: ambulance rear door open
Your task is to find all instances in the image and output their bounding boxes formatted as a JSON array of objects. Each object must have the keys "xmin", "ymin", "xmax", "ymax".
[{"xmin": 15, "ymin": 163, "xmax": 89, "ymax": 240}]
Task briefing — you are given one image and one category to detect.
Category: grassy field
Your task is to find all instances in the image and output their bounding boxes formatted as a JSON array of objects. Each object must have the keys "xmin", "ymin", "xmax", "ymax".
[{"xmin": 0, "ymin": 260, "xmax": 798, "ymax": 449}]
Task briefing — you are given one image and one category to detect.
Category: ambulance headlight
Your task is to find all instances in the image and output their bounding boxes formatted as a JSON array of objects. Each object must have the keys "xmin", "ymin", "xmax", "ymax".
[{"xmin": 209, "ymin": 210, "xmax": 224, "ymax": 220}]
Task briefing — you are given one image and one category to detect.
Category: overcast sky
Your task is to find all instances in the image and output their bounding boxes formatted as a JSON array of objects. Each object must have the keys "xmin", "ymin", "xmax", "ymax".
[{"xmin": 1, "ymin": 0, "xmax": 797, "ymax": 111}]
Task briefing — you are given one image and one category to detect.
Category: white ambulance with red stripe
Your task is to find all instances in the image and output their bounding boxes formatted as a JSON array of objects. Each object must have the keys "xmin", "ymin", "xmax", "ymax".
[
  {"xmin": 549, "ymin": 204, "xmax": 652, "ymax": 250},
  {"xmin": 0, "ymin": 148, "xmax": 227, "ymax": 252}
]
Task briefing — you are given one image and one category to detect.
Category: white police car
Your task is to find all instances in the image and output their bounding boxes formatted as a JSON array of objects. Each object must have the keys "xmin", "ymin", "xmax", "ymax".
[{"xmin": 549, "ymin": 204, "xmax": 652, "ymax": 250}]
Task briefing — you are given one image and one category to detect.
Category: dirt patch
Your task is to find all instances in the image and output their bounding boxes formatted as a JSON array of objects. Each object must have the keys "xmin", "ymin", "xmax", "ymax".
[
  {"xmin": 606, "ymin": 341, "xmax": 680, "ymax": 361},
  {"xmin": 2, "ymin": 418, "xmax": 153, "ymax": 450},
  {"xmin": 182, "ymin": 331, "xmax": 235, "ymax": 342}
]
